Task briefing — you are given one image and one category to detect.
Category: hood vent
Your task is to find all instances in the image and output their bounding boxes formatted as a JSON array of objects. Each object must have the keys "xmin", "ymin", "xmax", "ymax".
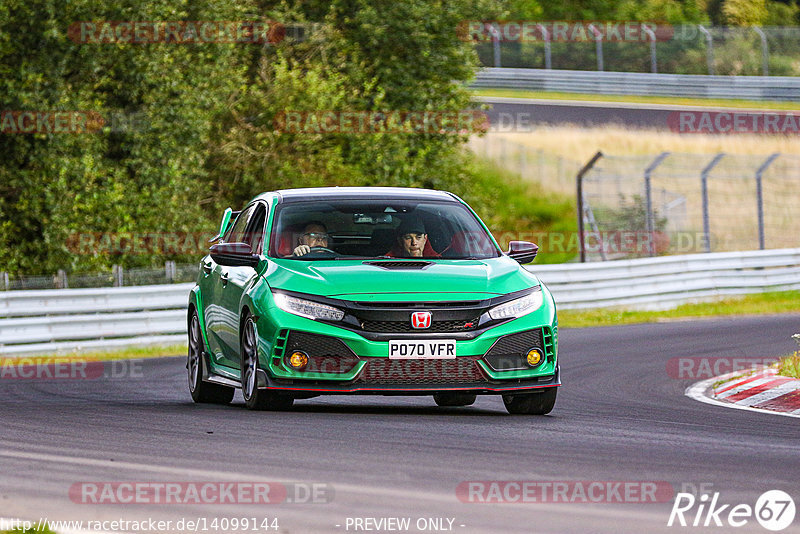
[{"xmin": 363, "ymin": 260, "xmax": 433, "ymax": 270}]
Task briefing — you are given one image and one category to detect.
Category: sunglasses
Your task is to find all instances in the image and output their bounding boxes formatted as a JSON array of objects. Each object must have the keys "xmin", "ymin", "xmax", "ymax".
[{"xmin": 303, "ymin": 232, "xmax": 329, "ymax": 240}]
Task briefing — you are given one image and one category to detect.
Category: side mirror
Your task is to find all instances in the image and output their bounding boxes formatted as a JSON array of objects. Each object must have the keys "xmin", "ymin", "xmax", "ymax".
[
  {"xmin": 209, "ymin": 242, "xmax": 260, "ymax": 268},
  {"xmin": 208, "ymin": 208, "xmax": 240, "ymax": 244},
  {"xmin": 506, "ymin": 241, "xmax": 538, "ymax": 264}
]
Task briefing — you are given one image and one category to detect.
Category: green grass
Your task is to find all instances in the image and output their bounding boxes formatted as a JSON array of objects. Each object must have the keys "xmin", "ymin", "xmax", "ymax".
[
  {"xmin": 2, "ymin": 528, "xmax": 58, "ymax": 534},
  {"xmin": 778, "ymin": 351, "xmax": 800, "ymax": 379},
  {"xmin": 558, "ymin": 290, "xmax": 800, "ymax": 328},
  {"xmin": 463, "ymin": 156, "xmax": 577, "ymax": 264},
  {"xmin": 472, "ymin": 88, "xmax": 800, "ymax": 111},
  {"xmin": 17, "ymin": 343, "xmax": 187, "ymax": 361}
]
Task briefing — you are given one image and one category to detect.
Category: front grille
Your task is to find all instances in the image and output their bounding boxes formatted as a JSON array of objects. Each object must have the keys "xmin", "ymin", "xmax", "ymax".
[
  {"xmin": 361, "ymin": 317, "xmax": 480, "ymax": 333},
  {"xmin": 356, "ymin": 357, "xmax": 486, "ymax": 384},
  {"xmin": 483, "ymin": 329, "xmax": 545, "ymax": 371},
  {"xmin": 285, "ymin": 331, "xmax": 359, "ymax": 374}
]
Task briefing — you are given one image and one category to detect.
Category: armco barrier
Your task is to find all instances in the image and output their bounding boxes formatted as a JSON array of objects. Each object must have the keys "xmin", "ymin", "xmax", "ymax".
[
  {"xmin": 472, "ymin": 68, "xmax": 800, "ymax": 101},
  {"xmin": 1, "ymin": 249, "xmax": 799, "ymax": 356}
]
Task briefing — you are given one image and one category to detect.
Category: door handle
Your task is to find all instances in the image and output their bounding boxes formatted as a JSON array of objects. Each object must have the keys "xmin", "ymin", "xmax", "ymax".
[{"xmin": 220, "ymin": 271, "xmax": 229, "ymax": 285}]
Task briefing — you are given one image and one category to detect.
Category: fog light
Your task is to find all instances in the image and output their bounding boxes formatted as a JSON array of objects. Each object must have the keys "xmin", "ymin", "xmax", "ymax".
[
  {"xmin": 288, "ymin": 351, "xmax": 308, "ymax": 370},
  {"xmin": 526, "ymin": 349, "xmax": 542, "ymax": 367}
]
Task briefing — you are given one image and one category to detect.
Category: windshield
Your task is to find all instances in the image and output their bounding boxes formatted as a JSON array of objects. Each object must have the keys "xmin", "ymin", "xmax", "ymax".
[{"xmin": 268, "ymin": 199, "xmax": 501, "ymax": 261}]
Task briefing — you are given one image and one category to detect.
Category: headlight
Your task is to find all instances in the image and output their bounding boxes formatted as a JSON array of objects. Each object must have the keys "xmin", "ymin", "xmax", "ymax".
[
  {"xmin": 488, "ymin": 289, "xmax": 543, "ymax": 321},
  {"xmin": 274, "ymin": 293, "xmax": 345, "ymax": 321}
]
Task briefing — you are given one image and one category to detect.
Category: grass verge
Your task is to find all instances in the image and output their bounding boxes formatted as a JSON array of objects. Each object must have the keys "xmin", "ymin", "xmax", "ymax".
[
  {"xmin": 461, "ymin": 155, "xmax": 577, "ymax": 264},
  {"xmin": 778, "ymin": 350, "xmax": 800, "ymax": 379},
  {"xmin": 14, "ymin": 343, "xmax": 187, "ymax": 362},
  {"xmin": 2, "ymin": 528, "xmax": 58, "ymax": 534},
  {"xmin": 558, "ymin": 290, "xmax": 800, "ymax": 328},
  {"xmin": 472, "ymin": 88, "xmax": 800, "ymax": 111}
]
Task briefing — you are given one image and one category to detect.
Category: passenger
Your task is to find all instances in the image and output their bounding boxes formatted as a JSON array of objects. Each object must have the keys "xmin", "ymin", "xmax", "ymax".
[
  {"xmin": 388, "ymin": 218, "xmax": 439, "ymax": 258},
  {"xmin": 293, "ymin": 222, "xmax": 330, "ymax": 256}
]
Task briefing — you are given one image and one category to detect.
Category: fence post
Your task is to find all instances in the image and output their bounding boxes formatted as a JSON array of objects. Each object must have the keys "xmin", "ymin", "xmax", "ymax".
[
  {"xmin": 165, "ymin": 260, "xmax": 176, "ymax": 283},
  {"xmin": 698, "ymin": 25, "xmax": 714, "ymax": 75},
  {"xmin": 755, "ymin": 153, "xmax": 780, "ymax": 250},
  {"xmin": 536, "ymin": 24, "xmax": 551, "ymax": 69},
  {"xmin": 576, "ymin": 151, "xmax": 604, "ymax": 263},
  {"xmin": 487, "ymin": 24, "xmax": 501, "ymax": 68},
  {"xmin": 112, "ymin": 265, "xmax": 123, "ymax": 287},
  {"xmin": 643, "ymin": 25, "xmax": 657, "ymax": 73},
  {"xmin": 589, "ymin": 24, "xmax": 603, "ymax": 71},
  {"xmin": 56, "ymin": 269, "xmax": 68, "ymax": 289},
  {"xmin": 701, "ymin": 153, "xmax": 725, "ymax": 253},
  {"xmin": 753, "ymin": 27, "xmax": 769, "ymax": 77},
  {"xmin": 644, "ymin": 152, "xmax": 671, "ymax": 256},
  {"xmin": 1, "ymin": 271, "xmax": 8, "ymax": 291}
]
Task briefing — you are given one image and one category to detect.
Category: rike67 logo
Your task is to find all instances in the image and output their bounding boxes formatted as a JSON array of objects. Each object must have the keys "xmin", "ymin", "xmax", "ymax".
[{"xmin": 668, "ymin": 490, "xmax": 795, "ymax": 531}]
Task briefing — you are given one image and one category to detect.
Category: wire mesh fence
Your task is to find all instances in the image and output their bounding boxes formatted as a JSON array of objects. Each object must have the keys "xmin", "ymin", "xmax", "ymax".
[
  {"xmin": 580, "ymin": 152, "xmax": 800, "ymax": 260},
  {"xmin": 467, "ymin": 136, "xmax": 800, "ymax": 261},
  {"xmin": 474, "ymin": 25, "xmax": 800, "ymax": 76}
]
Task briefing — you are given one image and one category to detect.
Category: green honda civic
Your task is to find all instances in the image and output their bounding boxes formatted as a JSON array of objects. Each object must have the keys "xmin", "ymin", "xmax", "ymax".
[{"xmin": 187, "ymin": 187, "xmax": 559, "ymax": 414}]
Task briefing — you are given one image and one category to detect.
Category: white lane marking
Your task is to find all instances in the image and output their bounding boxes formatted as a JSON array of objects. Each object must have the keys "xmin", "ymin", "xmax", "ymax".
[
  {"xmin": 473, "ymin": 95, "xmax": 781, "ymax": 113},
  {"xmin": 733, "ymin": 380, "xmax": 800, "ymax": 406},
  {"xmin": 686, "ymin": 375, "xmax": 800, "ymax": 419},
  {"xmin": 715, "ymin": 377, "xmax": 776, "ymax": 399}
]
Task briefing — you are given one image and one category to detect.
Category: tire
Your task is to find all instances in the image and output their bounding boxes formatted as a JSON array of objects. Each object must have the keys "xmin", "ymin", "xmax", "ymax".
[
  {"xmin": 502, "ymin": 387, "xmax": 557, "ymax": 415},
  {"xmin": 188, "ymin": 309, "xmax": 234, "ymax": 404},
  {"xmin": 241, "ymin": 314, "xmax": 294, "ymax": 411},
  {"xmin": 433, "ymin": 392, "xmax": 477, "ymax": 407}
]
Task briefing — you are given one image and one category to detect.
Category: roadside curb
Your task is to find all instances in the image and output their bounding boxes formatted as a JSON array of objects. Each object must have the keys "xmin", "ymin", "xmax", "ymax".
[{"xmin": 686, "ymin": 366, "xmax": 800, "ymax": 418}]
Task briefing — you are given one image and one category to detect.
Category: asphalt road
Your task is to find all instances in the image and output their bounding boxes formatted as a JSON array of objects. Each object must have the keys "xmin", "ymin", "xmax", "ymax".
[{"xmin": 2, "ymin": 314, "xmax": 799, "ymax": 534}]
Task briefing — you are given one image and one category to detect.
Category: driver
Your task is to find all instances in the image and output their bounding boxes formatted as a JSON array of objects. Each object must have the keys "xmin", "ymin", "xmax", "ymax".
[{"xmin": 293, "ymin": 222, "xmax": 330, "ymax": 256}]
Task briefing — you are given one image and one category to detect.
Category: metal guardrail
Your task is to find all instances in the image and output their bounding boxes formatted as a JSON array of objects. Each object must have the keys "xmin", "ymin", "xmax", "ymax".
[
  {"xmin": 1, "ymin": 249, "xmax": 799, "ymax": 356},
  {"xmin": 532, "ymin": 248, "xmax": 800, "ymax": 309},
  {"xmin": 472, "ymin": 68, "xmax": 800, "ymax": 101}
]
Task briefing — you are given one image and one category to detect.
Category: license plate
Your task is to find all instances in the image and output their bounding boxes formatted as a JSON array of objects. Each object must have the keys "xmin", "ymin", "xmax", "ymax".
[{"xmin": 388, "ymin": 340, "xmax": 456, "ymax": 359}]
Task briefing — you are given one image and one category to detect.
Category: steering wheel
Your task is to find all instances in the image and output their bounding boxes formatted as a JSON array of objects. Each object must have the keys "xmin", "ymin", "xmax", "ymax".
[{"xmin": 305, "ymin": 246, "xmax": 339, "ymax": 256}]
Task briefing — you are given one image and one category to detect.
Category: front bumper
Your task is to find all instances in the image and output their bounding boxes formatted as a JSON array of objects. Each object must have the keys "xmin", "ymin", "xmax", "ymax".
[
  {"xmin": 254, "ymin": 300, "xmax": 559, "ymax": 395},
  {"xmin": 255, "ymin": 365, "xmax": 560, "ymax": 395}
]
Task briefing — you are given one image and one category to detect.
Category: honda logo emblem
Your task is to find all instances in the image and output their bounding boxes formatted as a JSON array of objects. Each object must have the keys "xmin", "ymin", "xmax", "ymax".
[{"xmin": 411, "ymin": 311, "xmax": 432, "ymax": 329}]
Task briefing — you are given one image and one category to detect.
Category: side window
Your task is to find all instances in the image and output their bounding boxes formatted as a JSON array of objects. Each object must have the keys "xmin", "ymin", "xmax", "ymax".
[
  {"xmin": 243, "ymin": 204, "xmax": 268, "ymax": 254},
  {"xmin": 226, "ymin": 205, "xmax": 255, "ymax": 244}
]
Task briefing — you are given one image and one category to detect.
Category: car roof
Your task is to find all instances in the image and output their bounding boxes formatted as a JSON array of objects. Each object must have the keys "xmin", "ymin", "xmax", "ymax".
[{"xmin": 256, "ymin": 187, "xmax": 458, "ymax": 204}]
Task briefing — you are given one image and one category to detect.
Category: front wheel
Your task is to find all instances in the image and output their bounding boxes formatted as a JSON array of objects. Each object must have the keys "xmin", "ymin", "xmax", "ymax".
[
  {"xmin": 188, "ymin": 310, "xmax": 234, "ymax": 404},
  {"xmin": 241, "ymin": 314, "xmax": 294, "ymax": 411},
  {"xmin": 502, "ymin": 387, "xmax": 557, "ymax": 415}
]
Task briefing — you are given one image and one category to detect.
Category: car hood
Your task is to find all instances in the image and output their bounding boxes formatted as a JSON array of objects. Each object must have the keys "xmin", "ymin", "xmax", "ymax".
[{"xmin": 265, "ymin": 257, "xmax": 540, "ymax": 299}]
